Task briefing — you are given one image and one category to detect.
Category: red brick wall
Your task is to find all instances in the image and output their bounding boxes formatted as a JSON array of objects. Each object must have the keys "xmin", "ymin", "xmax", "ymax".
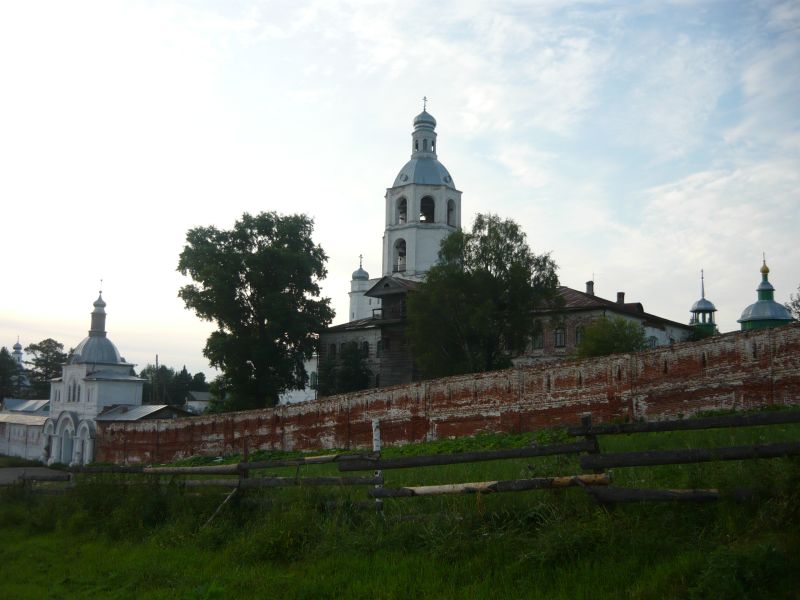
[{"xmin": 95, "ymin": 323, "xmax": 800, "ymax": 464}]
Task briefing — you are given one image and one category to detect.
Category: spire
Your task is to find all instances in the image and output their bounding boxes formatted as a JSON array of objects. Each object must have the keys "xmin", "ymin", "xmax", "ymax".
[
  {"xmin": 89, "ymin": 291, "xmax": 108, "ymax": 337},
  {"xmin": 701, "ymin": 269, "xmax": 706, "ymax": 299}
]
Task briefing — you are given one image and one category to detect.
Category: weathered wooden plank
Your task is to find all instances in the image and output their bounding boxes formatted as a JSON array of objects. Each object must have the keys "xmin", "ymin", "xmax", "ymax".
[
  {"xmin": 581, "ymin": 441, "xmax": 800, "ymax": 470},
  {"xmin": 240, "ymin": 453, "xmax": 375, "ymax": 471},
  {"xmin": 20, "ymin": 472, "xmax": 72, "ymax": 482},
  {"xmin": 240, "ymin": 475, "xmax": 383, "ymax": 489},
  {"xmin": 69, "ymin": 465, "xmax": 144, "ymax": 474},
  {"xmin": 338, "ymin": 441, "xmax": 592, "ymax": 472},
  {"xmin": 143, "ymin": 464, "xmax": 241, "ymax": 475},
  {"xmin": 178, "ymin": 479, "xmax": 240, "ymax": 488},
  {"xmin": 587, "ymin": 486, "xmax": 719, "ymax": 503},
  {"xmin": 369, "ymin": 473, "xmax": 610, "ymax": 498},
  {"xmin": 568, "ymin": 410, "xmax": 800, "ymax": 437}
]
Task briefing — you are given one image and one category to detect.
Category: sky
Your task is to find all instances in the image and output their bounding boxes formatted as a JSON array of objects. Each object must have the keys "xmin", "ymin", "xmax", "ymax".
[{"xmin": 1, "ymin": 0, "xmax": 798, "ymax": 378}]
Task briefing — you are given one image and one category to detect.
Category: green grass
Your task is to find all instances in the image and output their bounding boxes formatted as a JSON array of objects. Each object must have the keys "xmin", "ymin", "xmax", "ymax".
[{"xmin": 1, "ymin": 414, "xmax": 799, "ymax": 599}]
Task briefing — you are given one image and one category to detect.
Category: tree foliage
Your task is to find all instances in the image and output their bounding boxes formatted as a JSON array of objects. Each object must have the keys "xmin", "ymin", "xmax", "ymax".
[
  {"xmin": 0, "ymin": 347, "xmax": 19, "ymax": 400},
  {"xmin": 407, "ymin": 213, "xmax": 560, "ymax": 378},
  {"xmin": 575, "ymin": 316, "xmax": 647, "ymax": 358},
  {"xmin": 24, "ymin": 338, "xmax": 68, "ymax": 397},
  {"xmin": 786, "ymin": 283, "xmax": 800, "ymax": 320},
  {"xmin": 178, "ymin": 212, "xmax": 334, "ymax": 410},
  {"xmin": 137, "ymin": 364, "xmax": 210, "ymax": 405},
  {"xmin": 317, "ymin": 342, "xmax": 372, "ymax": 397}
]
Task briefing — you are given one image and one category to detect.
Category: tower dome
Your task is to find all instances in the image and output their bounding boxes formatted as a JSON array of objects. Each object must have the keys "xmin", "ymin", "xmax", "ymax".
[
  {"xmin": 689, "ymin": 270, "xmax": 717, "ymax": 336},
  {"xmin": 738, "ymin": 258, "xmax": 793, "ymax": 330},
  {"xmin": 382, "ymin": 102, "xmax": 462, "ymax": 278},
  {"xmin": 69, "ymin": 293, "xmax": 127, "ymax": 365},
  {"xmin": 393, "ymin": 107, "xmax": 456, "ymax": 189}
]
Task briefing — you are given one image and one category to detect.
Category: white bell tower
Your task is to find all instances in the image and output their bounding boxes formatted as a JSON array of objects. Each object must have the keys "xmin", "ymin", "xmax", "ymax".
[{"xmin": 382, "ymin": 103, "xmax": 462, "ymax": 278}]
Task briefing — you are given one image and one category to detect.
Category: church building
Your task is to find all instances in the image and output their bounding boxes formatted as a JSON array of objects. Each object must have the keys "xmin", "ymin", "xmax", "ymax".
[{"xmin": 320, "ymin": 106, "xmax": 462, "ymax": 389}]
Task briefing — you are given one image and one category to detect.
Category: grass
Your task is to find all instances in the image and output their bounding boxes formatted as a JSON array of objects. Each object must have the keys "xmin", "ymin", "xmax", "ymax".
[{"xmin": 1, "ymin": 413, "xmax": 799, "ymax": 599}]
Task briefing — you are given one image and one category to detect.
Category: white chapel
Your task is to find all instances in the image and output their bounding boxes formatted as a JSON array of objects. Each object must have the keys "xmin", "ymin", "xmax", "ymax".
[{"xmin": 42, "ymin": 293, "xmax": 145, "ymax": 465}]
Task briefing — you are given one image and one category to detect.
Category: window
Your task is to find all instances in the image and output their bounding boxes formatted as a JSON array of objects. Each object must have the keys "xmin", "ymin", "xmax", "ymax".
[
  {"xmin": 77, "ymin": 385, "xmax": 81, "ymax": 402},
  {"xmin": 329, "ymin": 344, "xmax": 337, "ymax": 359},
  {"xmin": 423, "ymin": 138, "xmax": 428, "ymax": 151},
  {"xmin": 431, "ymin": 140, "xmax": 435, "ymax": 152},
  {"xmin": 393, "ymin": 239, "xmax": 407, "ymax": 272},
  {"xmin": 554, "ymin": 328, "xmax": 565, "ymax": 348},
  {"xmin": 575, "ymin": 326, "xmax": 585, "ymax": 345},
  {"xmin": 447, "ymin": 199, "xmax": 456, "ymax": 226},
  {"xmin": 420, "ymin": 197, "xmax": 435, "ymax": 223},
  {"xmin": 532, "ymin": 334, "xmax": 544, "ymax": 350},
  {"xmin": 396, "ymin": 198, "xmax": 407, "ymax": 224},
  {"xmin": 310, "ymin": 372, "xmax": 318, "ymax": 389},
  {"xmin": 361, "ymin": 341, "xmax": 369, "ymax": 357},
  {"xmin": 647, "ymin": 336, "xmax": 657, "ymax": 348},
  {"xmin": 376, "ymin": 339, "xmax": 383, "ymax": 357}
]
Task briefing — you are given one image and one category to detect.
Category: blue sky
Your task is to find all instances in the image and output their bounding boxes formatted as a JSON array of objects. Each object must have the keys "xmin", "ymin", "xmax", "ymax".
[{"xmin": 1, "ymin": 0, "xmax": 798, "ymax": 376}]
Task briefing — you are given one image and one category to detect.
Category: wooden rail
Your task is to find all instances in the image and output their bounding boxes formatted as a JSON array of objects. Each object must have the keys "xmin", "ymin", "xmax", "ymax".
[
  {"xmin": 337, "ymin": 441, "xmax": 591, "ymax": 472},
  {"xmin": 369, "ymin": 474, "xmax": 610, "ymax": 498},
  {"xmin": 568, "ymin": 410, "xmax": 800, "ymax": 437}
]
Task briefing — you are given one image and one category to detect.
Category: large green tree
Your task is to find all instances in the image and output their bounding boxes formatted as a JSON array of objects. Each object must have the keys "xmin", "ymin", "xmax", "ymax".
[
  {"xmin": 0, "ymin": 347, "xmax": 19, "ymax": 400},
  {"xmin": 575, "ymin": 316, "xmax": 647, "ymax": 358},
  {"xmin": 407, "ymin": 213, "xmax": 560, "ymax": 378},
  {"xmin": 24, "ymin": 338, "xmax": 68, "ymax": 397},
  {"xmin": 178, "ymin": 212, "xmax": 334, "ymax": 410}
]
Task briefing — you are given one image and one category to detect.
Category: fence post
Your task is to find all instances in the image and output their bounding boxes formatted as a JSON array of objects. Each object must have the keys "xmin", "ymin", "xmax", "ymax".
[
  {"xmin": 580, "ymin": 413, "xmax": 602, "ymax": 472},
  {"xmin": 372, "ymin": 419, "xmax": 383, "ymax": 512}
]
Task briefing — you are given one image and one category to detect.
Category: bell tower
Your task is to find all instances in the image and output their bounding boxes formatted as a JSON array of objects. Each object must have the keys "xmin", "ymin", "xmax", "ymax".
[{"xmin": 382, "ymin": 103, "xmax": 462, "ymax": 278}]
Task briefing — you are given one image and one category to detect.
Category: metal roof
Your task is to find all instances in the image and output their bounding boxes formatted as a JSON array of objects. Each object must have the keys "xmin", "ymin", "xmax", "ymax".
[
  {"xmin": 393, "ymin": 157, "xmax": 456, "ymax": 189},
  {"xmin": 552, "ymin": 286, "xmax": 692, "ymax": 331},
  {"xmin": 0, "ymin": 413, "xmax": 48, "ymax": 426},
  {"xmin": 691, "ymin": 298, "xmax": 717, "ymax": 313},
  {"xmin": 738, "ymin": 300, "xmax": 793, "ymax": 323},
  {"xmin": 96, "ymin": 404, "xmax": 191, "ymax": 421},
  {"xmin": 69, "ymin": 335, "xmax": 127, "ymax": 365},
  {"xmin": 84, "ymin": 369, "xmax": 144, "ymax": 382},
  {"xmin": 2, "ymin": 399, "xmax": 49, "ymax": 413}
]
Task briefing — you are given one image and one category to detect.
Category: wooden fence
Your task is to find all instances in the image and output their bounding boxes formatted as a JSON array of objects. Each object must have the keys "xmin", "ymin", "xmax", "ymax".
[{"xmin": 8, "ymin": 409, "xmax": 800, "ymax": 512}]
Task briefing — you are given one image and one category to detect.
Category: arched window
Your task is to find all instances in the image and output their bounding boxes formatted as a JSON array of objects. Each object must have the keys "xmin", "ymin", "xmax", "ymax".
[
  {"xmin": 554, "ymin": 328, "xmax": 565, "ymax": 348},
  {"xmin": 431, "ymin": 140, "xmax": 435, "ymax": 153},
  {"xmin": 420, "ymin": 197, "xmax": 435, "ymax": 223},
  {"xmin": 447, "ymin": 199, "xmax": 455, "ymax": 226},
  {"xmin": 423, "ymin": 138, "xmax": 428, "ymax": 151},
  {"xmin": 361, "ymin": 341, "xmax": 369, "ymax": 357},
  {"xmin": 77, "ymin": 385, "xmax": 81, "ymax": 402},
  {"xmin": 414, "ymin": 140, "xmax": 419, "ymax": 151},
  {"xmin": 393, "ymin": 239, "xmax": 406, "ymax": 272},
  {"xmin": 396, "ymin": 198, "xmax": 407, "ymax": 224},
  {"xmin": 376, "ymin": 339, "xmax": 383, "ymax": 357}
]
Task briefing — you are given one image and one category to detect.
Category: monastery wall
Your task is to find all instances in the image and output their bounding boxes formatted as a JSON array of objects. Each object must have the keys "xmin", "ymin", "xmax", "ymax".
[{"xmin": 95, "ymin": 323, "xmax": 800, "ymax": 464}]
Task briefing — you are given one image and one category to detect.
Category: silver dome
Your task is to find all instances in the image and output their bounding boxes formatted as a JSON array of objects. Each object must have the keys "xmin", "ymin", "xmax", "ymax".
[
  {"xmin": 738, "ymin": 301, "xmax": 792, "ymax": 323},
  {"xmin": 691, "ymin": 298, "xmax": 717, "ymax": 312},
  {"xmin": 394, "ymin": 157, "xmax": 456, "ymax": 188},
  {"xmin": 69, "ymin": 335, "xmax": 124, "ymax": 365},
  {"xmin": 352, "ymin": 266, "xmax": 369, "ymax": 281}
]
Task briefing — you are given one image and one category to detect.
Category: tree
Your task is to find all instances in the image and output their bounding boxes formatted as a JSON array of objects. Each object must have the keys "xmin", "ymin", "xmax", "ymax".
[
  {"xmin": 407, "ymin": 213, "xmax": 561, "ymax": 378},
  {"xmin": 190, "ymin": 372, "xmax": 209, "ymax": 392},
  {"xmin": 178, "ymin": 212, "xmax": 334, "ymax": 410},
  {"xmin": 24, "ymin": 338, "xmax": 67, "ymax": 397},
  {"xmin": 138, "ymin": 363, "xmax": 210, "ymax": 405},
  {"xmin": 575, "ymin": 316, "xmax": 647, "ymax": 358},
  {"xmin": 786, "ymin": 283, "xmax": 800, "ymax": 320},
  {"xmin": 317, "ymin": 342, "xmax": 372, "ymax": 396},
  {"xmin": 0, "ymin": 347, "xmax": 19, "ymax": 401}
]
